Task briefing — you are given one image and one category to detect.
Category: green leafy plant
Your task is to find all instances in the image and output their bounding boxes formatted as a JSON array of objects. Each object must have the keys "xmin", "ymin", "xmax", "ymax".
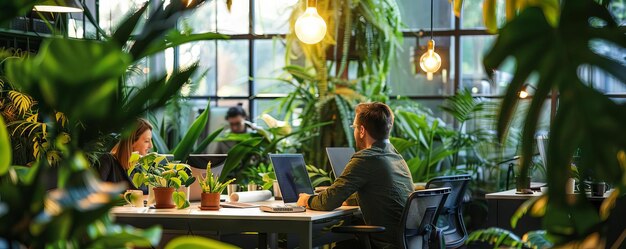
[
  {"xmin": 242, "ymin": 162, "xmax": 275, "ymax": 189},
  {"xmin": 0, "ymin": 0, "xmax": 38, "ymax": 24},
  {"xmin": 198, "ymin": 162, "xmax": 236, "ymax": 193},
  {"xmin": 128, "ymin": 152, "xmax": 196, "ymax": 209},
  {"xmin": 453, "ymin": 0, "xmax": 559, "ymax": 34},
  {"xmin": 218, "ymin": 113, "xmax": 330, "ymax": 183},
  {"xmin": 151, "ymin": 102, "xmax": 225, "ymax": 162},
  {"xmin": 280, "ymin": 0, "xmax": 403, "ymax": 169},
  {"xmin": 0, "ymin": 120, "xmax": 161, "ymax": 248},
  {"xmin": 391, "ymin": 110, "xmax": 457, "ymax": 182},
  {"xmin": 0, "ymin": 0, "xmax": 231, "ymax": 247},
  {"xmin": 306, "ymin": 164, "xmax": 332, "ymax": 187},
  {"xmin": 275, "ymin": 65, "xmax": 362, "ymax": 169},
  {"xmin": 164, "ymin": 236, "xmax": 239, "ymax": 249},
  {"xmin": 486, "ymin": 0, "xmax": 626, "ymax": 243},
  {"xmin": 467, "ymin": 227, "xmax": 552, "ymax": 249}
]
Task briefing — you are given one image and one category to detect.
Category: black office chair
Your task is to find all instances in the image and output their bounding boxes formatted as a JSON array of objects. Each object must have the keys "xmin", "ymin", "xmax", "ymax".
[
  {"xmin": 331, "ymin": 187, "xmax": 451, "ymax": 249},
  {"xmin": 426, "ymin": 175, "xmax": 471, "ymax": 249}
]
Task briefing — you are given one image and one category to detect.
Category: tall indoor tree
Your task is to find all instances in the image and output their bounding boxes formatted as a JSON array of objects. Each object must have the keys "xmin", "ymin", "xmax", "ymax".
[{"xmin": 282, "ymin": 0, "xmax": 403, "ymax": 168}]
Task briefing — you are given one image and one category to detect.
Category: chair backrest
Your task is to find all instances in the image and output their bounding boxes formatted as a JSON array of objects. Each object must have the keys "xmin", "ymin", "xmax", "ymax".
[
  {"xmin": 401, "ymin": 187, "xmax": 451, "ymax": 249},
  {"xmin": 426, "ymin": 175, "xmax": 471, "ymax": 248}
]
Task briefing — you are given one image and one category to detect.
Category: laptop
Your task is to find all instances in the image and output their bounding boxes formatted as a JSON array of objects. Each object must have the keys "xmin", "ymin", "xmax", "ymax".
[
  {"xmin": 326, "ymin": 147, "xmax": 355, "ymax": 178},
  {"xmin": 186, "ymin": 154, "xmax": 228, "ymax": 201},
  {"xmin": 261, "ymin": 154, "xmax": 314, "ymax": 212}
]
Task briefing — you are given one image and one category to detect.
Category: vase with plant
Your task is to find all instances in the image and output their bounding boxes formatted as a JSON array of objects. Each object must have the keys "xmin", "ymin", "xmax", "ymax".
[
  {"xmin": 128, "ymin": 152, "xmax": 196, "ymax": 209},
  {"xmin": 198, "ymin": 162, "xmax": 235, "ymax": 210}
]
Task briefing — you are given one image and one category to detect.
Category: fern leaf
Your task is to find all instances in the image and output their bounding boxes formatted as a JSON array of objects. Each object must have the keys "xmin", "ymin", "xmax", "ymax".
[{"xmin": 8, "ymin": 90, "xmax": 33, "ymax": 115}]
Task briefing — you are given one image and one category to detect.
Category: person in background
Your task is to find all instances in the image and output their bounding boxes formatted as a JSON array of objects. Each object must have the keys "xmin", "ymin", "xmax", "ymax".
[
  {"xmin": 212, "ymin": 103, "xmax": 257, "ymax": 154},
  {"xmin": 97, "ymin": 118, "xmax": 153, "ymax": 190},
  {"xmin": 297, "ymin": 102, "xmax": 414, "ymax": 249}
]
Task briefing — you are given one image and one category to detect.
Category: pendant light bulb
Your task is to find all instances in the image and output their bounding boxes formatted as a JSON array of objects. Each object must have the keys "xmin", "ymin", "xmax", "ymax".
[
  {"xmin": 295, "ymin": 4, "xmax": 327, "ymax": 44},
  {"xmin": 519, "ymin": 90, "xmax": 529, "ymax": 98},
  {"xmin": 426, "ymin": 72, "xmax": 433, "ymax": 81},
  {"xmin": 419, "ymin": 40, "xmax": 442, "ymax": 73}
]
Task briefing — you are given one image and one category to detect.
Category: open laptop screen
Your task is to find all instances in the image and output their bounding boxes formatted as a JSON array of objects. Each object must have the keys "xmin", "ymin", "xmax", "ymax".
[
  {"xmin": 270, "ymin": 154, "xmax": 314, "ymax": 203},
  {"xmin": 326, "ymin": 147, "xmax": 355, "ymax": 178}
]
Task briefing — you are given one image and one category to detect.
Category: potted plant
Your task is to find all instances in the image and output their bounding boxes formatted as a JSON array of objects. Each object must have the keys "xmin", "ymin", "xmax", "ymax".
[
  {"xmin": 198, "ymin": 162, "xmax": 235, "ymax": 210},
  {"xmin": 128, "ymin": 152, "xmax": 196, "ymax": 209}
]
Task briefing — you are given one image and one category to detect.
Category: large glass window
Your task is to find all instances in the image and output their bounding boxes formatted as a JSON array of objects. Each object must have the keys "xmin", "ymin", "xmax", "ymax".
[
  {"xmin": 179, "ymin": 41, "xmax": 217, "ymax": 96},
  {"xmin": 388, "ymin": 36, "xmax": 455, "ymax": 96},
  {"xmin": 397, "ymin": 0, "xmax": 453, "ymax": 30},
  {"xmin": 461, "ymin": 0, "xmax": 506, "ymax": 29},
  {"xmin": 99, "ymin": 0, "xmax": 148, "ymax": 35},
  {"xmin": 254, "ymin": 39, "xmax": 292, "ymax": 94},
  {"xmin": 217, "ymin": 0, "xmax": 249, "ymax": 34},
  {"xmin": 254, "ymin": 0, "xmax": 298, "ymax": 34},
  {"xmin": 96, "ymin": 0, "xmax": 625, "ymax": 123},
  {"xmin": 217, "ymin": 40, "xmax": 250, "ymax": 96}
]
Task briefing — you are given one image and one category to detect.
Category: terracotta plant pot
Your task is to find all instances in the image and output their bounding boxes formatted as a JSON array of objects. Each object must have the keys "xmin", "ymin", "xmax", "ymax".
[
  {"xmin": 153, "ymin": 187, "xmax": 176, "ymax": 209},
  {"xmin": 200, "ymin": 192, "xmax": 221, "ymax": 210}
]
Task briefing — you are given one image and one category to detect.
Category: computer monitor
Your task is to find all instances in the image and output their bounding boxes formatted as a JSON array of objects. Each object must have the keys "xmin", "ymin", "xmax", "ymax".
[
  {"xmin": 269, "ymin": 154, "xmax": 314, "ymax": 204},
  {"xmin": 186, "ymin": 154, "xmax": 228, "ymax": 201},
  {"xmin": 326, "ymin": 147, "xmax": 355, "ymax": 178}
]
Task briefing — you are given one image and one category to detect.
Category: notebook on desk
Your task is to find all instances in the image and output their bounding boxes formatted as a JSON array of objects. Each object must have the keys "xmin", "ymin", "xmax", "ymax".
[
  {"xmin": 261, "ymin": 154, "xmax": 314, "ymax": 213},
  {"xmin": 326, "ymin": 147, "xmax": 355, "ymax": 178}
]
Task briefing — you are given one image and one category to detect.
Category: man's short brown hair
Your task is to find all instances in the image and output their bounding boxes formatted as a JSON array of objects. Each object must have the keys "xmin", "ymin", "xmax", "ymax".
[{"xmin": 355, "ymin": 102, "xmax": 394, "ymax": 140}]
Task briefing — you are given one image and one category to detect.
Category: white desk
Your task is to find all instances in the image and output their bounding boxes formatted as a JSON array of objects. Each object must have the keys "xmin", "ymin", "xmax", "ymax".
[{"xmin": 112, "ymin": 200, "xmax": 360, "ymax": 249}]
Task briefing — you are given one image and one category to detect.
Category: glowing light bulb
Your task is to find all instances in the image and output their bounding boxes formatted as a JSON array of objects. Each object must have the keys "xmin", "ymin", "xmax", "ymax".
[
  {"xmin": 295, "ymin": 7, "xmax": 327, "ymax": 44},
  {"xmin": 519, "ymin": 90, "xmax": 529, "ymax": 98},
  {"xmin": 419, "ymin": 40, "xmax": 442, "ymax": 73}
]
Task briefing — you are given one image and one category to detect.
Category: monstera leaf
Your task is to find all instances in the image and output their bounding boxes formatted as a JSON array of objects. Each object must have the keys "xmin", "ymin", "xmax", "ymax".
[{"xmin": 488, "ymin": 0, "xmax": 626, "ymax": 243}]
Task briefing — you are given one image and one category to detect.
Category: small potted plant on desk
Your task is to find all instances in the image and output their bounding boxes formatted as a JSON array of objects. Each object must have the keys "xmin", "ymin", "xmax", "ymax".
[
  {"xmin": 199, "ymin": 162, "xmax": 235, "ymax": 210},
  {"xmin": 129, "ymin": 152, "xmax": 196, "ymax": 209}
]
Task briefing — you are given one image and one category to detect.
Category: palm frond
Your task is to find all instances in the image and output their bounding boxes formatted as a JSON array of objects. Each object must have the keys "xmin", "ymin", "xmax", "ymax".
[
  {"xmin": 7, "ymin": 90, "xmax": 33, "ymax": 115},
  {"xmin": 441, "ymin": 89, "xmax": 485, "ymax": 124},
  {"xmin": 467, "ymin": 227, "xmax": 530, "ymax": 248}
]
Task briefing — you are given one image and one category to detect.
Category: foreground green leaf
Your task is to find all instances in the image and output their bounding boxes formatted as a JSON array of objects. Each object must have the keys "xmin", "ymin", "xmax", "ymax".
[
  {"xmin": 0, "ymin": 116, "xmax": 11, "ymax": 175},
  {"xmin": 165, "ymin": 236, "xmax": 239, "ymax": 249}
]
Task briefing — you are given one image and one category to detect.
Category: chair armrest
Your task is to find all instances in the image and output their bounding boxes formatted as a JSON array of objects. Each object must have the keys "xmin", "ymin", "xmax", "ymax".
[{"xmin": 331, "ymin": 225, "xmax": 386, "ymax": 234}]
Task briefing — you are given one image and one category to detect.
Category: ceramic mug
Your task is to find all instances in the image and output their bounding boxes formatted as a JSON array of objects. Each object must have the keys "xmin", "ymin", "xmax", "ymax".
[
  {"xmin": 247, "ymin": 183, "xmax": 258, "ymax": 191},
  {"xmin": 227, "ymin": 184, "xmax": 239, "ymax": 196},
  {"xmin": 272, "ymin": 180, "xmax": 282, "ymax": 200},
  {"xmin": 123, "ymin": 190, "xmax": 144, "ymax": 207}
]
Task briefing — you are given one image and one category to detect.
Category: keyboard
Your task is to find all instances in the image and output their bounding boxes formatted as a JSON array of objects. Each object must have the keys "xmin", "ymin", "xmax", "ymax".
[{"xmin": 259, "ymin": 205, "xmax": 306, "ymax": 213}]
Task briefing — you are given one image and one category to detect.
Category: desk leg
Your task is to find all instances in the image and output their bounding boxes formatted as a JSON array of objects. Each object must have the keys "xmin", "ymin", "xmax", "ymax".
[
  {"xmin": 268, "ymin": 233, "xmax": 277, "ymax": 249},
  {"xmin": 258, "ymin": 233, "xmax": 267, "ymax": 249},
  {"xmin": 298, "ymin": 223, "xmax": 312, "ymax": 249}
]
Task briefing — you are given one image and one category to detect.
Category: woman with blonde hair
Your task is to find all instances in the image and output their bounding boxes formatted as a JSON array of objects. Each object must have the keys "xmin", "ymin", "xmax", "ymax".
[{"xmin": 98, "ymin": 118, "xmax": 153, "ymax": 189}]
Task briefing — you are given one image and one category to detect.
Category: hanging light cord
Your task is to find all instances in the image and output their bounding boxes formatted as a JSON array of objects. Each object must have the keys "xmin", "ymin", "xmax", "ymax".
[{"xmin": 430, "ymin": 0, "xmax": 433, "ymax": 40}]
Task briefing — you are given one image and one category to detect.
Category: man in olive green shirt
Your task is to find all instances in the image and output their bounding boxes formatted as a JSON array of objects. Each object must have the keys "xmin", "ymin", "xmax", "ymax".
[{"xmin": 297, "ymin": 102, "xmax": 414, "ymax": 249}]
